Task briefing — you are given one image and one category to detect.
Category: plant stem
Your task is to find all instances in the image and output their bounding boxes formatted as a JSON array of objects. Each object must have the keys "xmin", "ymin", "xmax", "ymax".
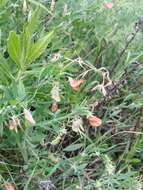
[{"xmin": 110, "ymin": 28, "xmax": 139, "ymax": 75}]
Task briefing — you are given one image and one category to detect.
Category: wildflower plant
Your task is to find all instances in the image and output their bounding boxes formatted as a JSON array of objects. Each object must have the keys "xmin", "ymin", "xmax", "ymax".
[{"xmin": 0, "ymin": 0, "xmax": 143, "ymax": 190}]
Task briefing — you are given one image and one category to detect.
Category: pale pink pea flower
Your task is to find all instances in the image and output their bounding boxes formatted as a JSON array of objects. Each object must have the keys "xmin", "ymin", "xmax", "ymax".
[
  {"xmin": 69, "ymin": 78, "xmax": 85, "ymax": 91},
  {"xmin": 87, "ymin": 115, "xmax": 102, "ymax": 127},
  {"xmin": 104, "ymin": 2, "xmax": 114, "ymax": 9},
  {"xmin": 51, "ymin": 102, "xmax": 58, "ymax": 113},
  {"xmin": 8, "ymin": 117, "xmax": 19, "ymax": 133},
  {"xmin": 5, "ymin": 183, "xmax": 15, "ymax": 190},
  {"xmin": 24, "ymin": 109, "xmax": 36, "ymax": 125}
]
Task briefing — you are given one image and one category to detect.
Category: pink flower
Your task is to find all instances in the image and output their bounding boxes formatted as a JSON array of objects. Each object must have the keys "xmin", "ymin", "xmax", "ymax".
[
  {"xmin": 69, "ymin": 78, "xmax": 85, "ymax": 91},
  {"xmin": 8, "ymin": 117, "xmax": 19, "ymax": 133},
  {"xmin": 104, "ymin": 2, "xmax": 114, "ymax": 9},
  {"xmin": 24, "ymin": 109, "xmax": 36, "ymax": 125},
  {"xmin": 51, "ymin": 102, "xmax": 58, "ymax": 113},
  {"xmin": 87, "ymin": 115, "xmax": 102, "ymax": 127},
  {"xmin": 5, "ymin": 183, "xmax": 15, "ymax": 190}
]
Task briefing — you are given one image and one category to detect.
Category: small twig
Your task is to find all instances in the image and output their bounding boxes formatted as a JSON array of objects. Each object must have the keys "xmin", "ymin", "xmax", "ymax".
[
  {"xmin": 94, "ymin": 61, "xmax": 140, "ymax": 112},
  {"xmin": 94, "ymin": 77, "xmax": 126, "ymax": 112}
]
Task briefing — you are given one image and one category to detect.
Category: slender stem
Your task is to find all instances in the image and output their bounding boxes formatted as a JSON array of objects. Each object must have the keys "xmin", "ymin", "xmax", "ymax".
[
  {"xmin": 50, "ymin": 0, "xmax": 56, "ymax": 12},
  {"xmin": 110, "ymin": 28, "xmax": 139, "ymax": 75}
]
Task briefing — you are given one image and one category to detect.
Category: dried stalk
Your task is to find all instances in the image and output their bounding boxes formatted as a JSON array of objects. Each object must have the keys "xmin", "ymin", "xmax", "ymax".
[
  {"xmin": 94, "ymin": 18, "xmax": 143, "ymax": 112},
  {"xmin": 94, "ymin": 64, "xmax": 139, "ymax": 112}
]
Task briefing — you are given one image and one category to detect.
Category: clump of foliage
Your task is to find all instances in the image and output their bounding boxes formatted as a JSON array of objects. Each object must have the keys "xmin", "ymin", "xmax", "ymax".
[{"xmin": 1, "ymin": 0, "xmax": 143, "ymax": 189}]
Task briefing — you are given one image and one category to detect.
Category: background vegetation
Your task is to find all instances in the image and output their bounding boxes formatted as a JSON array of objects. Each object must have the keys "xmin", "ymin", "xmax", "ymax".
[{"xmin": 1, "ymin": 0, "xmax": 143, "ymax": 189}]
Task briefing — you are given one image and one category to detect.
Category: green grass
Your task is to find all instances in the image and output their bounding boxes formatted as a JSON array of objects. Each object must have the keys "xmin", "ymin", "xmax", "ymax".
[{"xmin": 0, "ymin": 0, "xmax": 143, "ymax": 189}]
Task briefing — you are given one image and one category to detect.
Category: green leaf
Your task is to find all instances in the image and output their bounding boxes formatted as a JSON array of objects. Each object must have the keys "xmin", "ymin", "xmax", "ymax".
[
  {"xmin": 17, "ymin": 80, "xmax": 26, "ymax": 101},
  {"xmin": 28, "ymin": 0, "xmax": 52, "ymax": 15},
  {"xmin": 7, "ymin": 31, "xmax": 21, "ymax": 66},
  {"xmin": 63, "ymin": 143, "xmax": 83, "ymax": 152},
  {"xmin": 7, "ymin": 9, "xmax": 54, "ymax": 69},
  {"xmin": 0, "ymin": 53, "xmax": 14, "ymax": 83},
  {"xmin": 25, "ymin": 7, "xmax": 40, "ymax": 37},
  {"xmin": 24, "ymin": 31, "xmax": 54, "ymax": 65},
  {"xmin": 0, "ymin": 0, "xmax": 6, "ymax": 7},
  {"xmin": 20, "ymin": 8, "xmax": 41, "ymax": 66}
]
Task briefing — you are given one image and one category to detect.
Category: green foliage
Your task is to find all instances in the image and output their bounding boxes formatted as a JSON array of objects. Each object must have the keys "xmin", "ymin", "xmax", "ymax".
[
  {"xmin": 7, "ymin": 8, "xmax": 53, "ymax": 69},
  {"xmin": 8, "ymin": 31, "xmax": 21, "ymax": 65},
  {"xmin": 0, "ymin": 0, "xmax": 143, "ymax": 190}
]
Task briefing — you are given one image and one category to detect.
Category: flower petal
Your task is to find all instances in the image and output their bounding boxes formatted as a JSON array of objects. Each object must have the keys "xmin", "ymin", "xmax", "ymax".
[
  {"xmin": 88, "ymin": 116, "xmax": 102, "ymax": 127},
  {"xmin": 51, "ymin": 102, "xmax": 58, "ymax": 113},
  {"xmin": 5, "ymin": 183, "xmax": 15, "ymax": 190},
  {"xmin": 72, "ymin": 117, "xmax": 84, "ymax": 133},
  {"xmin": 8, "ymin": 117, "xmax": 19, "ymax": 133},
  {"xmin": 69, "ymin": 78, "xmax": 85, "ymax": 91},
  {"xmin": 104, "ymin": 2, "xmax": 114, "ymax": 9},
  {"xmin": 24, "ymin": 109, "xmax": 36, "ymax": 125}
]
